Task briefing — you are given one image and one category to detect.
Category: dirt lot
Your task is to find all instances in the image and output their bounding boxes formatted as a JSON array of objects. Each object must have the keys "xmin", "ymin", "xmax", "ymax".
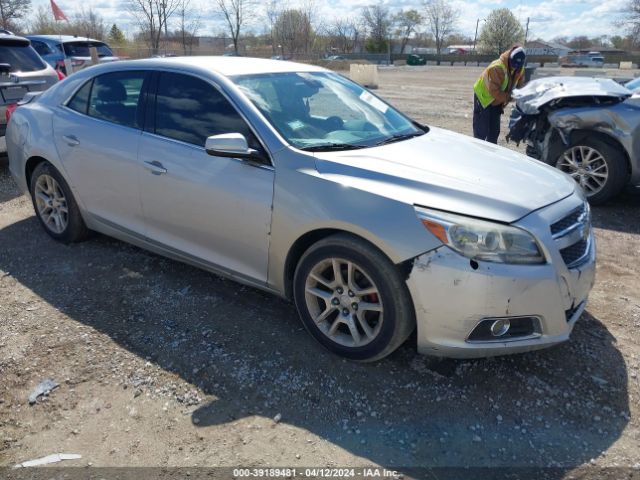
[{"xmin": 1, "ymin": 67, "xmax": 639, "ymax": 478}]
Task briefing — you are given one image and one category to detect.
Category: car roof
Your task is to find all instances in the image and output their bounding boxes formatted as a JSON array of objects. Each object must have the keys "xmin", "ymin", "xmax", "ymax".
[
  {"xmin": 26, "ymin": 35, "xmax": 105, "ymax": 44},
  {"xmin": 0, "ymin": 32, "xmax": 31, "ymax": 46},
  {"xmin": 107, "ymin": 56, "xmax": 326, "ymax": 77}
]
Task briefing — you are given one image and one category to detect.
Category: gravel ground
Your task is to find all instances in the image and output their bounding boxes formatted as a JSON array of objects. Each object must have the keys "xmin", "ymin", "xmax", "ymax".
[{"xmin": 0, "ymin": 66, "xmax": 639, "ymax": 479}]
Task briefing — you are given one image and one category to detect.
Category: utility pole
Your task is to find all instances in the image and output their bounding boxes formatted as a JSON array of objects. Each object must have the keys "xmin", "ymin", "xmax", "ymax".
[
  {"xmin": 524, "ymin": 17, "xmax": 530, "ymax": 46},
  {"xmin": 473, "ymin": 18, "xmax": 485, "ymax": 53}
]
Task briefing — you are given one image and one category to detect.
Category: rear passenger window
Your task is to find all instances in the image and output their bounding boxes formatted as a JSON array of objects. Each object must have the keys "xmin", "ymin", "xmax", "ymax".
[
  {"xmin": 67, "ymin": 80, "xmax": 92, "ymax": 114},
  {"xmin": 155, "ymin": 72, "xmax": 257, "ymax": 148},
  {"xmin": 87, "ymin": 71, "xmax": 147, "ymax": 129},
  {"xmin": 31, "ymin": 41, "xmax": 52, "ymax": 56}
]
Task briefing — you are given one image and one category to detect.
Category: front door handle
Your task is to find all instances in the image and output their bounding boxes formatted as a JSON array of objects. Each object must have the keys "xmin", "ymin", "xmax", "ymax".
[
  {"xmin": 144, "ymin": 160, "xmax": 167, "ymax": 175},
  {"xmin": 62, "ymin": 135, "xmax": 80, "ymax": 146}
]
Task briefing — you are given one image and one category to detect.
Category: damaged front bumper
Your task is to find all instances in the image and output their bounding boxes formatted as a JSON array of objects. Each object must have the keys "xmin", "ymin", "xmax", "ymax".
[{"xmin": 406, "ymin": 194, "xmax": 596, "ymax": 358}]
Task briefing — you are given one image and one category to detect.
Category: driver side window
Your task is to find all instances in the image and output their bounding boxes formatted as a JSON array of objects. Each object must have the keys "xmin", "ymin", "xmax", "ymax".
[{"xmin": 154, "ymin": 72, "xmax": 264, "ymax": 155}]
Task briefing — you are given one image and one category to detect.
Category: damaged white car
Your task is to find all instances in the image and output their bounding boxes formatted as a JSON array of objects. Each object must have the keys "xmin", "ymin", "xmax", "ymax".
[
  {"xmin": 508, "ymin": 76, "xmax": 640, "ymax": 204},
  {"xmin": 7, "ymin": 58, "xmax": 595, "ymax": 361}
]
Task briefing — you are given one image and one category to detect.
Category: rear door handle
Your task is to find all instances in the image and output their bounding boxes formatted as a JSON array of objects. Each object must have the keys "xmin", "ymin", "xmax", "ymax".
[
  {"xmin": 62, "ymin": 135, "xmax": 80, "ymax": 146},
  {"xmin": 144, "ymin": 160, "xmax": 167, "ymax": 175}
]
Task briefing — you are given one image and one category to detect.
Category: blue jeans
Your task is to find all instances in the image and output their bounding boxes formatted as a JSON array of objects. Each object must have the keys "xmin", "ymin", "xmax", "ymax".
[{"xmin": 473, "ymin": 94, "xmax": 502, "ymax": 144}]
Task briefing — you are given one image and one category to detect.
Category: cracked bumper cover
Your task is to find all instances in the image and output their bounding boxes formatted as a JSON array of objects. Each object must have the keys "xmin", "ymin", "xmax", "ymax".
[{"xmin": 406, "ymin": 240, "xmax": 596, "ymax": 359}]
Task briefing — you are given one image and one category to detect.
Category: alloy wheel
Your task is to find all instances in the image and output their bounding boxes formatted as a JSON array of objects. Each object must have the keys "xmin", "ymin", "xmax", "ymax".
[
  {"xmin": 557, "ymin": 145, "xmax": 609, "ymax": 196},
  {"xmin": 304, "ymin": 258, "xmax": 383, "ymax": 347},
  {"xmin": 34, "ymin": 174, "xmax": 68, "ymax": 234}
]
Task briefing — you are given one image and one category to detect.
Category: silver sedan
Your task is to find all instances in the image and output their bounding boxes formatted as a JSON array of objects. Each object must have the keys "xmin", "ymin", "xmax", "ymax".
[{"xmin": 7, "ymin": 57, "xmax": 595, "ymax": 361}]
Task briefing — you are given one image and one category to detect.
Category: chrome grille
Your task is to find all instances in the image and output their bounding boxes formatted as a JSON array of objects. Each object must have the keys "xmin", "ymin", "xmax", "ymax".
[
  {"xmin": 560, "ymin": 239, "xmax": 588, "ymax": 267},
  {"xmin": 550, "ymin": 204, "xmax": 586, "ymax": 237},
  {"xmin": 551, "ymin": 202, "xmax": 591, "ymax": 269}
]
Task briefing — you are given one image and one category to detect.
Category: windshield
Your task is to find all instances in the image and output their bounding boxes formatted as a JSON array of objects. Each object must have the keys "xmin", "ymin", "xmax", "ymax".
[
  {"xmin": 626, "ymin": 78, "xmax": 640, "ymax": 91},
  {"xmin": 0, "ymin": 44, "xmax": 47, "ymax": 72},
  {"xmin": 233, "ymin": 71, "xmax": 425, "ymax": 150},
  {"xmin": 63, "ymin": 41, "xmax": 113, "ymax": 58}
]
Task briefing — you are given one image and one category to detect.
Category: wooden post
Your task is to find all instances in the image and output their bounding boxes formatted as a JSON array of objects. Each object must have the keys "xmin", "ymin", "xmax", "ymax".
[{"xmin": 90, "ymin": 46, "xmax": 99, "ymax": 66}]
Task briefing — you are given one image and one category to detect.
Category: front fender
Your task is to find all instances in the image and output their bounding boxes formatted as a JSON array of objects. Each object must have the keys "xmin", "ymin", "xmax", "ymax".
[{"xmin": 267, "ymin": 150, "xmax": 442, "ymax": 294}]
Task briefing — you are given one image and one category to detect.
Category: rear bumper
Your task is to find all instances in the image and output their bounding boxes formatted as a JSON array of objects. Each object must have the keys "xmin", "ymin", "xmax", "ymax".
[{"xmin": 406, "ymin": 194, "xmax": 596, "ymax": 359}]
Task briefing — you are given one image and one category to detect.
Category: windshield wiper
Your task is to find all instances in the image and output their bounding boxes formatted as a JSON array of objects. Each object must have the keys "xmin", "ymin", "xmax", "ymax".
[
  {"xmin": 373, "ymin": 131, "xmax": 425, "ymax": 147},
  {"xmin": 300, "ymin": 143, "xmax": 369, "ymax": 152}
]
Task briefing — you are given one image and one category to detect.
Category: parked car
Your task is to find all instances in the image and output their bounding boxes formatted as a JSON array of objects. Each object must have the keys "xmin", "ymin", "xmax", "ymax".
[
  {"xmin": 7, "ymin": 58, "xmax": 595, "ymax": 361},
  {"xmin": 560, "ymin": 54, "xmax": 605, "ymax": 68},
  {"xmin": 270, "ymin": 54, "xmax": 291, "ymax": 61},
  {"xmin": 508, "ymin": 76, "xmax": 639, "ymax": 204},
  {"xmin": 26, "ymin": 35, "xmax": 119, "ymax": 73},
  {"xmin": 0, "ymin": 33, "xmax": 58, "ymax": 153},
  {"xmin": 407, "ymin": 54, "xmax": 426, "ymax": 66}
]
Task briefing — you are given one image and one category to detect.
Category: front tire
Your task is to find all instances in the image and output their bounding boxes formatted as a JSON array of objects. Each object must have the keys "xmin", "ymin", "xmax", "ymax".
[
  {"xmin": 293, "ymin": 234, "xmax": 415, "ymax": 362},
  {"xmin": 555, "ymin": 137, "xmax": 628, "ymax": 205},
  {"xmin": 29, "ymin": 162, "xmax": 89, "ymax": 243}
]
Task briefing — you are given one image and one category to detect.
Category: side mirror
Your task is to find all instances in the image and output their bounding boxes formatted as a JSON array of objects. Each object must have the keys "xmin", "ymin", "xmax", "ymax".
[{"xmin": 205, "ymin": 133, "xmax": 265, "ymax": 162}]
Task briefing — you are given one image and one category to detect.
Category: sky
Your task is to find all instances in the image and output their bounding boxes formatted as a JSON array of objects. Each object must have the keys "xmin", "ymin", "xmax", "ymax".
[{"xmin": 31, "ymin": 0, "xmax": 630, "ymax": 42}]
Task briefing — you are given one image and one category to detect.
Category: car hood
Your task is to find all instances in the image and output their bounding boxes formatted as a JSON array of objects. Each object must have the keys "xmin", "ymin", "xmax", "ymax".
[
  {"xmin": 513, "ymin": 76, "xmax": 632, "ymax": 114},
  {"xmin": 313, "ymin": 127, "xmax": 576, "ymax": 223}
]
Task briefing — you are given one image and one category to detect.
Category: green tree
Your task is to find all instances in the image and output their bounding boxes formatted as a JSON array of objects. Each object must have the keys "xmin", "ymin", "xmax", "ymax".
[
  {"xmin": 108, "ymin": 24, "xmax": 126, "ymax": 45},
  {"xmin": 479, "ymin": 8, "xmax": 524, "ymax": 56},
  {"xmin": 394, "ymin": 9, "xmax": 423, "ymax": 54}
]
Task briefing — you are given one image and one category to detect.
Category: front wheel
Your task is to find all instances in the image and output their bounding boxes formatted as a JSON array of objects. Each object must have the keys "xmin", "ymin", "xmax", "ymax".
[
  {"xmin": 555, "ymin": 138, "xmax": 628, "ymax": 205},
  {"xmin": 293, "ymin": 234, "xmax": 415, "ymax": 362}
]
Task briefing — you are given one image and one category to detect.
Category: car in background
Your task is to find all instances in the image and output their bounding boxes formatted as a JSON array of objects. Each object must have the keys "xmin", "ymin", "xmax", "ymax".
[
  {"xmin": 508, "ymin": 76, "xmax": 639, "ymax": 204},
  {"xmin": 26, "ymin": 35, "xmax": 119, "ymax": 73},
  {"xmin": 625, "ymin": 77, "xmax": 640, "ymax": 93},
  {"xmin": 270, "ymin": 54, "xmax": 292, "ymax": 61},
  {"xmin": 560, "ymin": 53, "xmax": 605, "ymax": 68},
  {"xmin": 0, "ymin": 33, "xmax": 58, "ymax": 153},
  {"xmin": 7, "ymin": 57, "xmax": 595, "ymax": 361}
]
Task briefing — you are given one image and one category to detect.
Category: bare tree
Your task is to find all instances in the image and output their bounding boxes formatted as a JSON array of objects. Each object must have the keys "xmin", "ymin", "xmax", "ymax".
[
  {"xmin": 177, "ymin": 0, "xmax": 200, "ymax": 54},
  {"xmin": 394, "ymin": 9, "xmax": 423, "ymax": 54},
  {"xmin": 215, "ymin": 0, "xmax": 255, "ymax": 55},
  {"xmin": 265, "ymin": 0, "xmax": 285, "ymax": 54},
  {"xmin": 621, "ymin": 0, "xmax": 640, "ymax": 43},
  {"xmin": 127, "ymin": 0, "xmax": 181, "ymax": 54},
  {"xmin": 74, "ymin": 8, "xmax": 108, "ymax": 40},
  {"xmin": 0, "ymin": 0, "xmax": 30, "ymax": 31},
  {"xmin": 423, "ymin": 0, "xmax": 458, "ymax": 62},
  {"xmin": 361, "ymin": 3, "xmax": 391, "ymax": 53},
  {"xmin": 326, "ymin": 17, "xmax": 359, "ymax": 53},
  {"xmin": 273, "ymin": 8, "xmax": 313, "ymax": 55}
]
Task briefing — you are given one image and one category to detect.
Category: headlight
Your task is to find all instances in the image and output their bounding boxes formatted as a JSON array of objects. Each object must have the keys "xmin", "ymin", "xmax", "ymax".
[{"xmin": 415, "ymin": 207, "xmax": 545, "ymax": 264}]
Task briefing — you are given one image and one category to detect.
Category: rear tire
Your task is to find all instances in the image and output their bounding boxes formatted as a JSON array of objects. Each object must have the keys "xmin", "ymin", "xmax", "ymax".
[
  {"xmin": 555, "ymin": 137, "xmax": 628, "ymax": 205},
  {"xmin": 29, "ymin": 162, "xmax": 89, "ymax": 243},
  {"xmin": 293, "ymin": 233, "xmax": 415, "ymax": 362}
]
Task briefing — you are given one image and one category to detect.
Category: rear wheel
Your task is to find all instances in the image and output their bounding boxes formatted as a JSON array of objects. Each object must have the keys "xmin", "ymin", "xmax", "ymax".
[
  {"xmin": 293, "ymin": 234, "xmax": 415, "ymax": 362},
  {"xmin": 555, "ymin": 138, "xmax": 628, "ymax": 205},
  {"xmin": 29, "ymin": 162, "xmax": 89, "ymax": 243}
]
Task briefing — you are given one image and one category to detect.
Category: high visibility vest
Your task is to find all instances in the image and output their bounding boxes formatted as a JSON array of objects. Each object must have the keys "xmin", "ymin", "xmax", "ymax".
[{"xmin": 473, "ymin": 59, "xmax": 509, "ymax": 108}]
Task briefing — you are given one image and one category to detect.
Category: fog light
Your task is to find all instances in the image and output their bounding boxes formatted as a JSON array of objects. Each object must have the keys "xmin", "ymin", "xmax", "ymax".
[{"xmin": 490, "ymin": 318, "xmax": 511, "ymax": 337}]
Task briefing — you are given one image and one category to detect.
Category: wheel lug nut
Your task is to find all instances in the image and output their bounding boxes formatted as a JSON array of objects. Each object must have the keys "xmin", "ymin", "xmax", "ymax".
[
  {"xmin": 342, "ymin": 308, "xmax": 349, "ymax": 316},
  {"xmin": 336, "ymin": 287, "xmax": 343, "ymax": 294},
  {"xmin": 331, "ymin": 298, "xmax": 340, "ymax": 306},
  {"xmin": 351, "ymin": 303, "xmax": 358, "ymax": 310},
  {"xmin": 348, "ymin": 290, "xmax": 354, "ymax": 297}
]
